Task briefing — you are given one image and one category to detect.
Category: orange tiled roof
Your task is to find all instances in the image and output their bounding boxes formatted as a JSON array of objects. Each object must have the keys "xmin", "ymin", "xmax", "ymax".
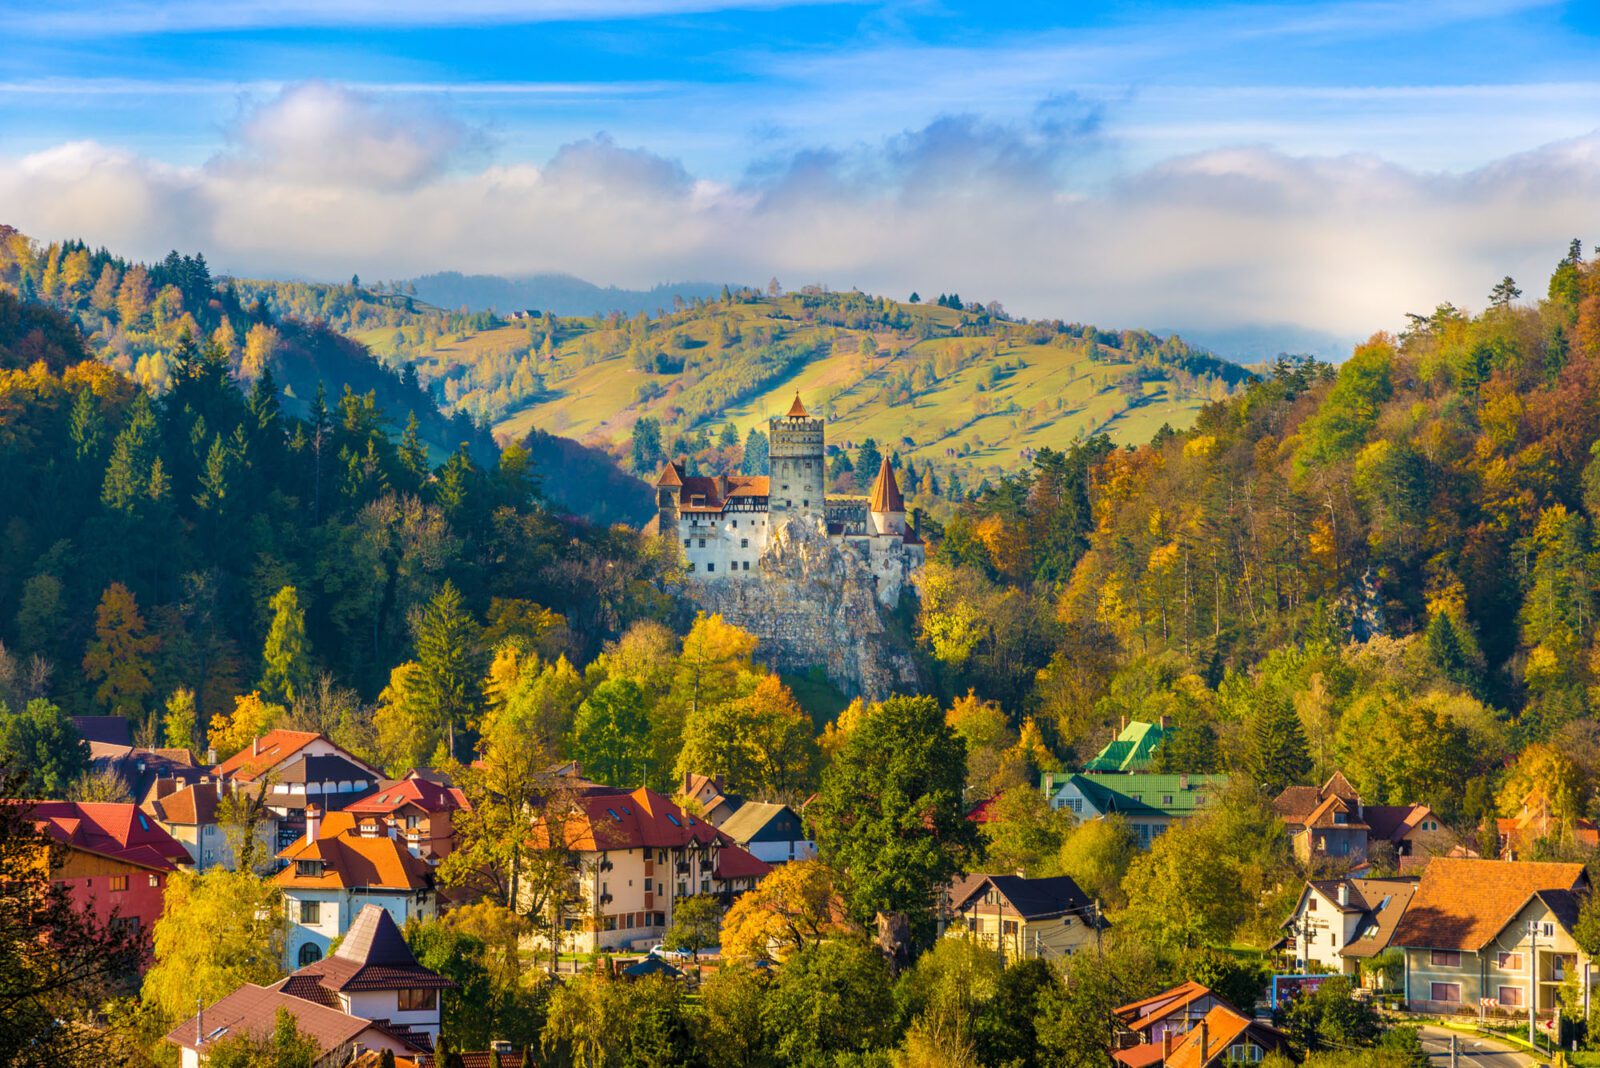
[
  {"xmin": 1391, "ymin": 857, "xmax": 1587, "ymax": 951},
  {"xmin": 344, "ymin": 776, "xmax": 468, "ymax": 817},
  {"xmin": 785, "ymin": 393, "xmax": 808, "ymax": 418},
  {"xmin": 274, "ymin": 812, "xmax": 431, "ymax": 892},
  {"xmin": 867, "ymin": 456, "xmax": 905, "ymax": 514},
  {"xmin": 212, "ymin": 729, "xmax": 324, "ymax": 781},
  {"xmin": 1114, "ymin": 981, "xmax": 1217, "ymax": 1031},
  {"xmin": 1164, "ymin": 1005, "xmax": 1285, "ymax": 1068},
  {"xmin": 534, "ymin": 786, "xmax": 770, "ymax": 880}
]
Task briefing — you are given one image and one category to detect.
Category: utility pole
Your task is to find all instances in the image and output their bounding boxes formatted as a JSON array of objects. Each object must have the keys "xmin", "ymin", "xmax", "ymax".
[
  {"xmin": 1449, "ymin": 1033, "xmax": 1458, "ymax": 1068},
  {"xmin": 1529, "ymin": 920, "xmax": 1539, "ymax": 1050}
]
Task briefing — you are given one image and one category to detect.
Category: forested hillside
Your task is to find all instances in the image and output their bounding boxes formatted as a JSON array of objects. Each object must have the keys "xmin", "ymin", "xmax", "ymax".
[
  {"xmin": 920, "ymin": 249, "xmax": 1600, "ymax": 845},
  {"xmin": 403, "ymin": 270, "xmax": 729, "ymax": 318}
]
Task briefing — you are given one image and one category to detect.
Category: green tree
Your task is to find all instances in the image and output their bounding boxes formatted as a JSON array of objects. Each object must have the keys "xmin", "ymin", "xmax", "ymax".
[
  {"xmin": 675, "ymin": 674, "xmax": 816, "ymax": 801},
  {"xmin": 260, "ymin": 585, "xmax": 312, "ymax": 705},
  {"xmin": 163, "ymin": 687, "xmax": 198, "ymax": 752},
  {"xmin": 1243, "ymin": 688, "xmax": 1311, "ymax": 795},
  {"xmin": 856, "ymin": 438, "xmax": 882, "ymax": 481},
  {"xmin": 741, "ymin": 429, "xmax": 769, "ymax": 475},
  {"xmin": 760, "ymin": 940, "xmax": 897, "ymax": 1066},
  {"xmin": 411, "ymin": 580, "xmax": 481, "ymax": 762},
  {"xmin": 809, "ymin": 695, "xmax": 979, "ymax": 941},
  {"xmin": 203, "ymin": 1007, "xmax": 318, "ymax": 1068},
  {"xmin": 572, "ymin": 678, "xmax": 651, "ymax": 787},
  {"xmin": 632, "ymin": 416, "xmax": 664, "ymax": 473},
  {"xmin": 1056, "ymin": 815, "xmax": 1137, "ymax": 910},
  {"xmin": 664, "ymin": 894, "xmax": 723, "ymax": 962},
  {"xmin": 0, "ymin": 699, "xmax": 89, "ymax": 797}
]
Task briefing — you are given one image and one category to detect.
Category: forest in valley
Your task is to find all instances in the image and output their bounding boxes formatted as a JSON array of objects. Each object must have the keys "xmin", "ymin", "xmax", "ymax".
[{"xmin": 8, "ymin": 223, "xmax": 1600, "ymax": 1067}]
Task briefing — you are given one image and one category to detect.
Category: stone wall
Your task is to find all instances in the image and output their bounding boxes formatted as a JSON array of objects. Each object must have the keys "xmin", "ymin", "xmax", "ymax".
[{"xmin": 689, "ymin": 515, "xmax": 921, "ymax": 700}]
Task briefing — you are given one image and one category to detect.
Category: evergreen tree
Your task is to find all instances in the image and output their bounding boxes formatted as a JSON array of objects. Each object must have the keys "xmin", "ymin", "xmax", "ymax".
[
  {"xmin": 101, "ymin": 393, "xmax": 159, "ymax": 515},
  {"xmin": 632, "ymin": 416, "xmax": 664, "ymax": 473},
  {"xmin": 1243, "ymin": 691, "xmax": 1311, "ymax": 794},
  {"xmin": 412, "ymin": 581, "xmax": 480, "ymax": 762},
  {"xmin": 81, "ymin": 582, "xmax": 160, "ymax": 716},
  {"xmin": 399, "ymin": 411, "xmax": 429, "ymax": 490},
  {"xmin": 855, "ymin": 438, "xmax": 882, "ymax": 481},
  {"xmin": 740, "ymin": 428, "xmax": 768, "ymax": 475},
  {"xmin": 260, "ymin": 585, "xmax": 312, "ymax": 705}
]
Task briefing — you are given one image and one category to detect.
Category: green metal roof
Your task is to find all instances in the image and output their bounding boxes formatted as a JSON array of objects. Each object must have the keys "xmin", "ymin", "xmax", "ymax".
[
  {"xmin": 1040, "ymin": 771, "xmax": 1230, "ymax": 818},
  {"xmin": 1083, "ymin": 720, "xmax": 1169, "ymax": 772}
]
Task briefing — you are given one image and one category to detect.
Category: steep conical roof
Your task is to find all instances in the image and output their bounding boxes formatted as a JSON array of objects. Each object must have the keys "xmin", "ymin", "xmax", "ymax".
[
  {"xmin": 785, "ymin": 393, "xmax": 808, "ymax": 419},
  {"xmin": 334, "ymin": 904, "xmax": 417, "ymax": 968},
  {"xmin": 868, "ymin": 456, "xmax": 905, "ymax": 514}
]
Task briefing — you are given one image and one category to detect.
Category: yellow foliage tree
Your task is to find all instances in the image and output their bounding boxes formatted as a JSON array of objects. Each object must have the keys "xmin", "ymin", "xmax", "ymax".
[
  {"xmin": 206, "ymin": 691, "xmax": 285, "ymax": 760},
  {"xmin": 720, "ymin": 860, "xmax": 850, "ymax": 963},
  {"xmin": 81, "ymin": 581, "xmax": 160, "ymax": 716},
  {"xmin": 142, "ymin": 868, "xmax": 284, "ymax": 1025}
]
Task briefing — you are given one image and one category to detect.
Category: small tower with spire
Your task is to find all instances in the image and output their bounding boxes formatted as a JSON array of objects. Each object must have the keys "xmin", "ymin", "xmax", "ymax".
[
  {"xmin": 867, "ymin": 456, "xmax": 907, "ymax": 537},
  {"xmin": 768, "ymin": 393, "xmax": 825, "ymax": 520}
]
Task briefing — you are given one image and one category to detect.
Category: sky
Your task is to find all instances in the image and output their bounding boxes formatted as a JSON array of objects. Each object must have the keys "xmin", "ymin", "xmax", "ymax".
[{"xmin": 3, "ymin": 0, "xmax": 1600, "ymax": 350}]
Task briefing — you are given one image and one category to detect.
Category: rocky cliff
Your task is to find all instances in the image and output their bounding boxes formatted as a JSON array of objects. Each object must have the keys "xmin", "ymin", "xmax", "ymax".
[{"xmin": 689, "ymin": 516, "xmax": 921, "ymax": 700}]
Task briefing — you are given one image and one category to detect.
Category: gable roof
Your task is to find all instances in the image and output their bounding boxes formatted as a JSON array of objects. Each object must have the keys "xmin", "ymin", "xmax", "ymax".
[
  {"xmin": 534, "ymin": 786, "xmax": 771, "ymax": 881},
  {"xmin": 213, "ymin": 730, "xmax": 325, "ymax": 781},
  {"xmin": 1114, "ymin": 981, "xmax": 1222, "ymax": 1030},
  {"xmin": 72, "ymin": 715, "xmax": 132, "ymax": 747},
  {"xmin": 274, "ymin": 812, "xmax": 432, "ymax": 892},
  {"xmin": 1391, "ymin": 858, "xmax": 1588, "ymax": 951},
  {"xmin": 1272, "ymin": 771, "xmax": 1361, "ymax": 826},
  {"xmin": 717, "ymin": 801, "xmax": 797, "ymax": 844},
  {"xmin": 165, "ymin": 983, "xmax": 419, "ymax": 1057},
  {"xmin": 1291, "ymin": 877, "xmax": 1418, "ymax": 959},
  {"xmin": 950, "ymin": 873, "xmax": 1101, "ymax": 922},
  {"xmin": 1045, "ymin": 772, "xmax": 1227, "ymax": 818},
  {"xmin": 867, "ymin": 457, "xmax": 905, "ymax": 514},
  {"xmin": 1303, "ymin": 793, "xmax": 1369, "ymax": 831},
  {"xmin": 1084, "ymin": 721, "xmax": 1169, "ymax": 773},
  {"xmin": 144, "ymin": 779, "xmax": 261, "ymax": 827},
  {"xmin": 28, "ymin": 800, "xmax": 191, "ymax": 872},
  {"xmin": 1164, "ymin": 1005, "xmax": 1287, "ymax": 1068},
  {"xmin": 344, "ymin": 776, "xmax": 468, "ymax": 818}
]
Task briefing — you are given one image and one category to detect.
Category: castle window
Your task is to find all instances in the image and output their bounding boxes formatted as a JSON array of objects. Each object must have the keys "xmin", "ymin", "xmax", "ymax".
[
  {"xmin": 707, "ymin": 563, "xmax": 715, "ymax": 572},
  {"xmin": 688, "ymin": 563, "xmax": 695, "ymax": 571},
  {"xmin": 684, "ymin": 539, "xmax": 691, "ymax": 547},
  {"xmin": 742, "ymin": 561, "xmax": 750, "ymax": 570},
  {"xmin": 698, "ymin": 539, "xmax": 706, "ymax": 548},
  {"xmin": 741, "ymin": 539, "xmax": 748, "ymax": 548}
]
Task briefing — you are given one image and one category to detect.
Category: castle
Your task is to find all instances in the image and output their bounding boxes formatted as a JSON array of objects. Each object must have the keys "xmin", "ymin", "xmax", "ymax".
[{"xmin": 645, "ymin": 394, "xmax": 924, "ymax": 606}]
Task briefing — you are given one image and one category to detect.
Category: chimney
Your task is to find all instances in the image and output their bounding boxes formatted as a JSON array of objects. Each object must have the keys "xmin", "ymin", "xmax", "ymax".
[
  {"xmin": 306, "ymin": 804, "xmax": 322, "ymax": 844},
  {"xmin": 1198, "ymin": 1020, "xmax": 1209, "ymax": 1063},
  {"xmin": 206, "ymin": 747, "xmax": 216, "ymax": 765},
  {"xmin": 1337, "ymin": 882, "xmax": 1350, "ymax": 908},
  {"xmin": 1159, "ymin": 715, "xmax": 1170, "ymax": 729},
  {"xmin": 1180, "ymin": 774, "xmax": 1189, "ymax": 790},
  {"xmin": 196, "ymin": 997, "xmax": 204, "ymax": 1047},
  {"xmin": 1120, "ymin": 715, "xmax": 1127, "ymax": 733},
  {"xmin": 252, "ymin": 736, "xmax": 260, "ymax": 757},
  {"xmin": 388, "ymin": 819, "xmax": 399, "ymax": 841},
  {"xmin": 1163, "ymin": 1032, "xmax": 1175, "ymax": 1061},
  {"xmin": 216, "ymin": 776, "xmax": 224, "ymax": 799}
]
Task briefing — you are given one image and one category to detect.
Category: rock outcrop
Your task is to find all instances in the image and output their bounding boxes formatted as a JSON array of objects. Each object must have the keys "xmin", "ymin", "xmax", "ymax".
[{"xmin": 689, "ymin": 515, "xmax": 920, "ymax": 700}]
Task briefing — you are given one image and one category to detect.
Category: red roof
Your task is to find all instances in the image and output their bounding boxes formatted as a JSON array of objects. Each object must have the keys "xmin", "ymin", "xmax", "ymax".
[
  {"xmin": 344, "ymin": 776, "xmax": 468, "ymax": 817},
  {"xmin": 867, "ymin": 456, "xmax": 905, "ymax": 514},
  {"xmin": 29, "ymin": 801, "xmax": 191, "ymax": 872},
  {"xmin": 786, "ymin": 393, "xmax": 808, "ymax": 418},
  {"xmin": 212, "ymin": 729, "xmax": 324, "ymax": 781},
  {"xmin": 539, "ymin": 787, "xmax": 770, "ymax": 880}
]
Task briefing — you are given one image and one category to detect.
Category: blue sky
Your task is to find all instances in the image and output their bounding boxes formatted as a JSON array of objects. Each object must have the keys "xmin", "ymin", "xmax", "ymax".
[{"xmin": 3, "ymin": 0, "xmax": 1600, "ymax": 346}]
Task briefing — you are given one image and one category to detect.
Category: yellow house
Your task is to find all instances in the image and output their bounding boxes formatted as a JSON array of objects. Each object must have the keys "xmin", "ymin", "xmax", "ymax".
[
  {"xmin": 946, "ymin": 873, "xmax": 1107, "ymax": 962},
  {"xmin": 1391, "ymin": 858, "xmax": 1593, "ymax": 1021}
]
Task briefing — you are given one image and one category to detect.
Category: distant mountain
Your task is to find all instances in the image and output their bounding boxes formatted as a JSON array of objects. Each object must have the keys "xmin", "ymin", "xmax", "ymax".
[
  {"xmin": 405, "ymin": 272, "xmax": 736, "ymax": 318},
  {"xmin": 1156, "ymin": 323, "xmax": 1360, "ymax": 363}
]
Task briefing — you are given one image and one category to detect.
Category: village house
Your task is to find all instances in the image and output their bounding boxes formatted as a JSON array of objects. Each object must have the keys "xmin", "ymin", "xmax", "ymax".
[
  {"xmin": 525, "ymin": 785, "xmax": 770, "ymax": 954},
  {"xmin": 1084, "ymin": 719, "xmax": 1170, "ymax": 773},
  {"xmin": 28, "ymin": 800, "xmax": 192, "ymax": 959},
  {"xmin": 165, "ymin": 984, "xmax": 423, "ymax": 1067},
  {"xmin": 715, "ymin": 801, "xmax": 816, "ymax": 864},
  {"xmin": 1040, "ymin": 771, "xmax": 1227, "ymax": 848},
  {"xmin": 342, "ymin": 770, "xmax": 469, "ymax": 861},
  {"xmin": 1390, "ymin": 857, "xmax": 1592, "ymax": 1021},
  {"xmin": 682, "ymin": 772, "xmax": 742, "ymax": 825},
  {"xmin": 1497, "ymin": 785, "xmax": 1600, "ymax": 859},
  {"xmin": 1113, "ymin": 981, "xmax": 1239, "ymax": 1059},
  {"xmin": 946, "ymin": 873, "xmax": 1107, "ymax": 961},
  {"xmin": 75, "ymin": 715, "xmax": 204, "ymax": 803},
  {"xmin": 1279, "ymin": 876, "xmax": 1417, "ymax": 981},
  {"xmin": 212, "ymin": 730, "xmax": 382, "ymax": 853},
  {"xmin": 1161, "ymin": 1004, "xmax": 1290, "ymax": 1068},
  {"xmin": 274, "ymin": 806, "xmax": 436, "ymax": 969},
  {"xmin": 144, "ymin": 776, "xmax": 275, "ymax": 871},
  {"xmin": 1272, "ymin": 771, "xmax": 1459, "ymax": 872}
]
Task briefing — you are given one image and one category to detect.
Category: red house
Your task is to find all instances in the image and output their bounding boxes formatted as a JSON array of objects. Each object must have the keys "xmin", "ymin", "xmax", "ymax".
[
  {"xmin": 29, "ymin": 801, "xmax": 192, "ymax": 958},
  {"xmin": 342, "ymin": 770, "xmax": 469, "ymax": 861}
]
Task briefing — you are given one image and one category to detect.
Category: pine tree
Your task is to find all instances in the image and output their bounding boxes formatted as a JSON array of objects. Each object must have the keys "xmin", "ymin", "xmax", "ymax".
[
  {"xmin": 68, "ymin": 389, "xmax": 104, "ymax": 466},
  {"xmin": 260, "ymin": 585, "xmax": 311, "ymax": 705},
  {"xmin": 1244, "ymin": 692, "xmax": 1311, "ymax": 794},
  {"xmin": 399, "ymin": 411, "xmax": 428, "ymax": 489},
  {"xmin": 411, "ymin": 581, "xmax": 480, "ymax": 762},
  {"xmin": 101, "ymin": 393, "xmax": 159, "ymax": 514}
]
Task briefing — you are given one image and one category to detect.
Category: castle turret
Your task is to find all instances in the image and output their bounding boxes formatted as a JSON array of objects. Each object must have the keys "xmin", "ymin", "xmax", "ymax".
[
  {"xmin": 768, "ymin": 393, "xmax": 825, "ymax": 520},
  {"xmin": 655, "ymin": 460, "xmax": 684, "ymax": 532},
  {"xmin": 866, "ymin": 456, "xmax": 907, "ymax": 537}
]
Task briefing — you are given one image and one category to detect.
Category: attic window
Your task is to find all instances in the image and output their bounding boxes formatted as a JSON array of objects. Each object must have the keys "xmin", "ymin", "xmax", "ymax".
[
  {"xmin": 137, "ymin": 813, "xmax": 150, "ymax": 830},
  {"xmin": 295, "ymin": 859, "xmax": 324, "ymax": 878},
  {"xmin": 607, "ymin": 808, "xmax": 622, "ymax": 822},
  {"xmin": 667, "ymin": 814, "xmax": 681, "ymax": 826}
]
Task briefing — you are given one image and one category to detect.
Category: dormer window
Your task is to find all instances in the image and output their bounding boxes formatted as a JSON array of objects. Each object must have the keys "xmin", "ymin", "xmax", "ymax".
[{"xmin": 296, "ymin": 859, "xmax": 325, "ymax": 878}]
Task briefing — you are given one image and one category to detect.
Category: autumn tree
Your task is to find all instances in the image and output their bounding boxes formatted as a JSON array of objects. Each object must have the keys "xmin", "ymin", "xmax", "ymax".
[
  {"xmin": 207, "ymin": 692, "xmax": 284, "ymax": 761},
  {"xmin": 143, "ymin": 868, "xmax": 285, "ymax": 1025},
  {"xmin": 720, "ymin": 860, "xmax": 851, "ymax": 963},
  {"xmin": 81, "ymin": 582, "xmax": 160, "ymax": 716},
  {"xmin": 663, "ymin": 894, "xmax": 722, "ymax": 961},
  {"xmin": 675, "ymin": 674, "xmax": 816, "ymax": 800}
]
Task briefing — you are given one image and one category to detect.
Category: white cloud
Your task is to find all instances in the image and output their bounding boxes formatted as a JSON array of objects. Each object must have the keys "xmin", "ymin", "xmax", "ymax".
[{"xmin": 2, "ymin": 82, "xmax": 1597, "ymax": 341}]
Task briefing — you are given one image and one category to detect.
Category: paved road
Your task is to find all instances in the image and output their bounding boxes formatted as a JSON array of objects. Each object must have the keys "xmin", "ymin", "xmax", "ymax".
[{"xmin": 1417, "ymin": 1025, "xmax": 1537, "ymax": 1067}]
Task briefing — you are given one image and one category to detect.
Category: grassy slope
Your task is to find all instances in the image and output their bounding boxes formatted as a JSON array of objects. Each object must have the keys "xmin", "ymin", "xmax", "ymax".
[{"xmin": 356, "ymin": 293, "xmax": 1232, "ymax": 482}]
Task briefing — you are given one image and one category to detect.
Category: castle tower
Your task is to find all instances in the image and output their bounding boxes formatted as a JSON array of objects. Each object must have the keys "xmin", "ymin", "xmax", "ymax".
[
  {"xmin": 768, "ymin": 393, "xmax": 826, "ymax": 520},
  {"xmin": 654, "ymin": 460, "xmax": 684, "ymax": 532},
  {"xmin": 866, "ymin": 456, "xmax": 907, "ymax": 537}
]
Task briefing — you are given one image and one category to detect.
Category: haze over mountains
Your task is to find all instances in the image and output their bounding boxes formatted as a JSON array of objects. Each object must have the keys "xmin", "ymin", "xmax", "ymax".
[{"xmin": 405, "ymin": 272, "xmax": 733, "ymax": 320}]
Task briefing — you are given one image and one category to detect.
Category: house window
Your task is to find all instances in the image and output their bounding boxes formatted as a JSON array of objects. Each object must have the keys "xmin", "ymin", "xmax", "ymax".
[
  {"xmin": 110, "ymin": 916, "xmax": 140, "ymax": 935},
  {"xmin": 407, "ymin": 815, "xmax": 421, "ymax": 830},
  {"xmin": 1543, "ymin": 923, "xmax": 1555, "ymax": 938},
  {"xmin": 698, "ymin": 539, "xmax": 706, "ymax": 548},
  {"xmin": 298, "ymin": 943, "xmax": 322, "ymax": 966},
  {"xmin": 742, "ymin": 561, "xmax": 750, "ymax": 571},
  {"xmin": 1498, "ymin": 952, "xmax": 1524, "ymax": 970},
  {"xmin": 149, "ymin": 874, "xmax": 160, "ymax": 887},
  {"xmin": 645, "ymin": 879, "xmax": 654, "ymax": 892},
  {"xmin": 1431, "ymin": 983, "xmax": 1463, "ymax": 1004},
  {"xmin": 300, "ymin": 899, "xmax": 321, "ymax": 925},
  {"xmin": 399, "ymin": 988, "xmax": 438, "ymax": 1012},
  {"xmin": 1002, "ymin": 920, "xmax": 1018, "ymax": 936},
  {"xmin": 654, "ymin": 912, "xmax": 666, "ymax": 927},
  {"xmin": 109, "ymin": 875, "xmax": 129, "ymax": 892},
  {"xmin": 1307, "ymin": 898, "xmax": 1317, "ymax": 911},
  {"xmin": 1430, "ymin": 950, "xmax": 1462, "ymax": 967},
  {"xmin": 1497, "ymin": 986, "xmax": 1524, "ymax": 1007},
  {"xmin": 1226, "ymin": 1043, "xmax": 1263, "ymax": 1063},
  {"xmin": 1162, "ymin": 795, "xmax": 1174, "ymax": 806},
  {"xmin": 701, "ymin": 879, "xmax": 711, "ymax": 894},
  {"xmin": 295, "ymin": 860, "xmax": 324, "ymax": 878}
]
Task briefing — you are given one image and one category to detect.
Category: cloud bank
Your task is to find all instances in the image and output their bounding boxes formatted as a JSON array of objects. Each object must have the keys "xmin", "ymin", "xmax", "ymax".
[{"xmin": 2, "ymin": 82, "xmax": 1595, "ymax": 342}]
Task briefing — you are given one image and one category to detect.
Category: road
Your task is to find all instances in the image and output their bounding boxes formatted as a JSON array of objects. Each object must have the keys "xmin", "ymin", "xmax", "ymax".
[{"xmin": 1417, "ymin": 1025, "xmax": 1537, "ymax": 1067}]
